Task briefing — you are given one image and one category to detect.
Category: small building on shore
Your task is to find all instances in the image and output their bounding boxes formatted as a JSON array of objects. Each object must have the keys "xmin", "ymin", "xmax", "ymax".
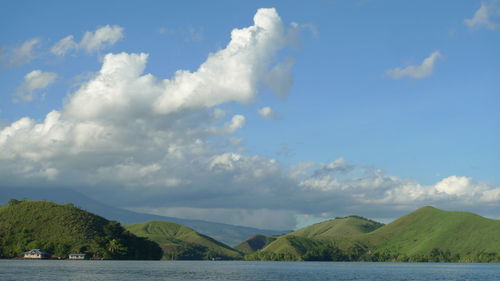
[
  {"xmin": 68, "ymin": 253, "xmax": 87, "ymax": 260},
  {"xmin": 23, "ymin": 249, "xmax": 49, "ymax": 259}
]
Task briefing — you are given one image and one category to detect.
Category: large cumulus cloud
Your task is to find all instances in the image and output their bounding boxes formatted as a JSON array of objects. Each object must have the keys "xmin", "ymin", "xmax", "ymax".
[
  {"xmin": 1, "ymin": 8, "xmax": 499, "ymax": 229},
  {"xmin": 0, "ymin": 8, "xmax": 297, "ymax": 212}
]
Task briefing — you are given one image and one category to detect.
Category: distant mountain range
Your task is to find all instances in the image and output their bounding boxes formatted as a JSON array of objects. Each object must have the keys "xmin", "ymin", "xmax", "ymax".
[
  {"xmin": 0, "ymin": 187, "xmax": 287, "ymax": 246},
  {"xmin": 2, "ymin": 197, "xmax": 500, "ymax": 262}
]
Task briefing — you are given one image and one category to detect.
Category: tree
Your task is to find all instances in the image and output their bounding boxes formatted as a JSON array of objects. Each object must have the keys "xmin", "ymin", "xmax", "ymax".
[
  {"xmin": 8, "ymin": 199, "xmax": 21, "ymax": 206},
  {"xmin": 107, "ymin": 239, "xmax": 127, "ymax": 257}
]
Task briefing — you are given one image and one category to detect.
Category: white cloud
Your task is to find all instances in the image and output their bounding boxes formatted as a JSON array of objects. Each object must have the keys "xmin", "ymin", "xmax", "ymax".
[
  {"xmin": 14, "ymin": 70, "xmax": 58, "ymax": 102},
  {"xmin": 209, "ymin": 153, "xmax": 242, "ymax": 171},
  {"xmin": 480, "ymin": 188, "xmax": 500, "ymax": 202},
  {"xmin": 7, "ymin": 38, "xmax": 40, "ymax": 66},
  {"xmin": 386, "ymin": 50, "xmax": 441, "ymax": 79},
  {"xmin": 258, "ymin": 106, "xmax": 277, "ymax": 119},
  {"xmin": 153, "ymin": 8, "xmax": 291, "ymax": 114},
  {"xmin": 226, "ymin": 114, "xmax": 246, "ymax": 132},
  {"xmin": 51, "ymin": 25, "xmax": 124, "ymax": 56},
  {"xmin": 1, "ymin": 8, "xmax": 499, "ymax": 230},
  {"xmin": 80, "ymin": 25, "xmax": 124, "ymax": 53},
  {"xmin": 298, "ymin": 163, "xmax": 500, "ymax": 212},
  {"xmin": 465, "ymin": 2, "xmax": 499, "ymax": 30},
  {"xmin": 0, "ymin": 8, "xmax": 293, "ymax": 190},
  {"xmin": 51, "ymin": 35, "xmax": 78, "ymax": 56},
  {"xmin": 434, "ymin": 175, "xmax": 473, "ymax": 196}
]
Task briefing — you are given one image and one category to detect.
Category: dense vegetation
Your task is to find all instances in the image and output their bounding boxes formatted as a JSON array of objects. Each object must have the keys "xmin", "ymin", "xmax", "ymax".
[
  {"xmin": 235, "ymin": 234, "xmax": 277, "ymax": 254},
  {"xmin": 0, "ymin": 200, "xmax": 161, "ymax": 259},
  {"xmin": 125, "ymin": 220, "xmax": 242, "ymax": 260},
  {"xmin": 243, "ymin": 208, "xmax": 500, "ymax": 262}
]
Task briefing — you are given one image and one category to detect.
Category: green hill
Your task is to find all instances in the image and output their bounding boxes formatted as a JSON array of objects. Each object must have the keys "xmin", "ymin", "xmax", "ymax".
[
  {"xmin": 290, "ymin": 216, "xmax": 384, "ymax": 240},
  {"xmin": 245, "ymin": 207, "xmax": 500, "ymax": 262},
  {"xmin": 0, "ymin": 199, "xmax": 161, "ymax": 259},
  {"xmin": 260, "ymin": 235, "xmax": 323, "ymax": 258},
  {"xmin": 356, "ymin": 206, "xmax": 500, "ymax": 262},
  {"xmin": 246, "ymin": 216, "xmax": 382, "ymax": 261},
  {"xmin": 235, "ymin": 234, "xmax": 277, "ymax": 254},
  {"xmin": 0, "ymin": 187, "xmax": 287, "ymax": 247},
  {"xmin": 125, "ymin": 220, "xmax": 242, "ymax": 260}
]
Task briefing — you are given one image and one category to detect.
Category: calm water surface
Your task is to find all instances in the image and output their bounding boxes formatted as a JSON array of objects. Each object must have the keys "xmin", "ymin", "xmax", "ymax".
[{"xmin": 1, "ymin": 260, "xmax": 500, "ymax": 281}]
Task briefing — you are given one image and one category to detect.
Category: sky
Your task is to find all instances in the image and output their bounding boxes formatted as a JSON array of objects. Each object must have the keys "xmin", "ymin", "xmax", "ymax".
[{"xmin": 0, "ymin": 0, "xmax": 499, "ymax": 230}]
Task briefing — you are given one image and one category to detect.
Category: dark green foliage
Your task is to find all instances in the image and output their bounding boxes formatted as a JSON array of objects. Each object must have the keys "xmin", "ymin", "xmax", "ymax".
[
  {"xmin": 160, "ymin": 243, "xmax": 208, "ymax": 260},
  {"xmin": 0, "ymin": 200, "xmax": 161, "ymax": 260},
  {"xmin": 244, "ymin": 251, "xmax": 302, "ymax": 261},
  {"xmin": 7, "ymin": 199, "xmax": 21, "ymax": 206},
  {"xmin": 235, "ymin": 234, "xmax": 277, "ymax": 254},
  {"xmin": 303, "ymin": 244, "xmax": 347, "ymax": 261}
]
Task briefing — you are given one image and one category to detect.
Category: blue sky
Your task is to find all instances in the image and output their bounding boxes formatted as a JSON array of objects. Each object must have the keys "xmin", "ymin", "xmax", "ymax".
[{"xmin": 1, "ymin": 0, "xmax": 499, "ymax": 229}]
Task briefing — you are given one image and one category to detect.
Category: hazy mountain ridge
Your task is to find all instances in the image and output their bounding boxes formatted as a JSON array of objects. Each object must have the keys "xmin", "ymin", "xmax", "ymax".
[{"xmin": 0, "ymin": 187, "xmax": 286, "ymax": 246}]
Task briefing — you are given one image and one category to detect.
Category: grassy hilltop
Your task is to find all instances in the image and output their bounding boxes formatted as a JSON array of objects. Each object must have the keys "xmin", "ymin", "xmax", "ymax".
[
  {"xmin": 291, "ymin": 215, "xmax": 384, "ymax": 239},
  {"xmin": 0, "ymin": 200, "xmax": 161, "ymax": 259},
  {"xmin": 245, "ymin": 215, "xmax": 383, "ymax": 261},
  {"xmin": 357, "ymin": 206, "xmax": 500, "ymax": 261},
  {"xmin": 125, "ymin": 220, "xmax": 242, "ymax": 260}
]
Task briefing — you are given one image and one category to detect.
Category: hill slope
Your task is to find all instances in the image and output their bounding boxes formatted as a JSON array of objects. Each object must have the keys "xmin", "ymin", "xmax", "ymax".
[
  {"xmin": 247, "ymin": 216, "xmax": 383, "ymax": 260},
  {"xmin": 246, "ymin": 207, "xmax": 500, "ymax": 262},
  {"xmin": 0, "ymin": 200, "xmax": 161, "ymax": 259},
  {"xmin": 0, "ymin": 187, "xmax": 286, "ymax": 246},
  {"xmin": 235, "ymin": 234, "xmax": 277, "ymax": 254},
  {"xmin": 125, "ymin": 220, "xmax": 242, "ymax": 260},
  {"xmin": 357, "ymin": 206, "xmax": 500, "ymax": 261},
  {"xmin": 290, "ymin": 216, "xmax": 383, "ymax": 240}
]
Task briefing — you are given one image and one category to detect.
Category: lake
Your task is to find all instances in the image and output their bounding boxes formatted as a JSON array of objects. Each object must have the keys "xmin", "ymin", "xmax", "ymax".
[{"xmin": 1, "ymin": 260, "xmax": 499, "ymax": 281}]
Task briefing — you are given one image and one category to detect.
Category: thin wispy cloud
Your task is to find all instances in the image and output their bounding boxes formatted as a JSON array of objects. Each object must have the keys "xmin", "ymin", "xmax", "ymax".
[
  {"xmin": 386, "ymin": 51, "xmax": 441, "ymax": 79},
  {"xmin": 50, "ymin": 35, "xmax": 78, "ymax": 56},
  {"xmin": 14, "ymin": 70, "xmax": 57, "ymax": 102},
  {"xmin": 51, "ymin": 25, "xmax": 124, "ymax": 56},
  {"xmin": 465, "ymin": 2, "xmax": 499, "ymax": 30},
  {"xmin": 258, "ymin": 106, "xmax": 277, "ymax": 120},
  {"xmin": 158, "ymin": 26, "xmax": 204, "ymax": 42},
  {"xmin": 2, "ymin": 38, "xmax": 40, "ymax": 67}
]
